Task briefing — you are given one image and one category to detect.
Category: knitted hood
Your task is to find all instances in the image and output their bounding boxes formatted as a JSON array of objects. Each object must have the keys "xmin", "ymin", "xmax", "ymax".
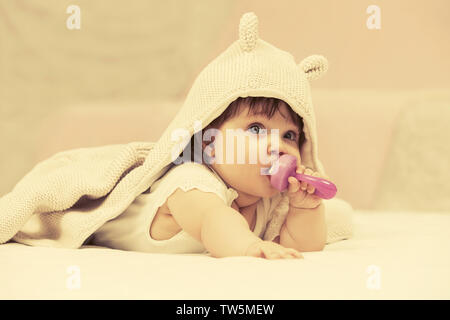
[{"xmin": 139, "ymin": 11, "xmax": 329, "ymax": 193}]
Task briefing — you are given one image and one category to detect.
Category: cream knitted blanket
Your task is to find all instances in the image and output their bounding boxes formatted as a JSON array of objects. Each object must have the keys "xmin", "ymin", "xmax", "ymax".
[
  {"xmin": 0, "ymin": 142, "xmax": 157, "ymax": 247},
  {"xmin": 0, "ymin": 141, "xmax": 352, "ymax": 248}
]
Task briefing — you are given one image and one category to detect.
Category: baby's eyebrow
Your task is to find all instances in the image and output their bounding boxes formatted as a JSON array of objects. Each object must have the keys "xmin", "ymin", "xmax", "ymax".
[{"xmin": 246, "ymin": 114, "xmax": 300, "ymax": 133}]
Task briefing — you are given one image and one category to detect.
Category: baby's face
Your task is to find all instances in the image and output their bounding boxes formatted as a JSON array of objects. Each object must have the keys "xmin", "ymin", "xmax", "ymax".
[{"xmin": 208, "ymin": 102, "xmax": 302, "ymax": 199}]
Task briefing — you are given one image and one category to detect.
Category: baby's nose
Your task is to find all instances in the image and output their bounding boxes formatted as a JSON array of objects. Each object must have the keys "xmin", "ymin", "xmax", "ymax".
[
  {"xmin": 268, "ymin": 147, "xmax": 287, "ymax": 157},
  {"xmin": 267, "ymin": 150, "xmax": 283, "ymax": 163}
]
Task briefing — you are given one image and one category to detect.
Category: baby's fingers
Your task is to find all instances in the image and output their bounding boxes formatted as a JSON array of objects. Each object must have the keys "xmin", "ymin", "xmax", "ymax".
[
  {"xmin": 306, "ymin": 171, "xmax": 321, "ymax": 194},
  {"xmin": 288, "ymin": 176, "xmax": 300, "ymax": 194},
  {"xmin": 301, "ymin": 168, "xmax": 313, "ymax": 192},
  {"xmin": 260, "ymin": 246, "xmax": 282, "ymax": 260},
  {"xmin": 285, "ymin": 248, "xmax": 303, "ymax": 259},
  {"xmin": 261, "ymin": 246, "xmax": 303, "ymax": 260}
]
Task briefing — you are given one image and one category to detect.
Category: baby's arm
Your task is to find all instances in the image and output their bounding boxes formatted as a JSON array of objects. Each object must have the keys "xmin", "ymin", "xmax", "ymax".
[
  {"xmin": 167, "ymin": 188, "xmax": 302, "ymax": 259},
  {"xmin": 167, "ymin": 188, "xmax": 260, "ymax": 257}
]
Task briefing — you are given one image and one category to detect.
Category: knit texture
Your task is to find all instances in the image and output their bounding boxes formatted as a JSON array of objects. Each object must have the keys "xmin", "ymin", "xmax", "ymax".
[
  {"xmin": 0, "ymin": 12, "xmax": 352, "ymax": 247},
  {"xmin": 0, "ymin": 142, "xmax": 155, "ymax": 247}
]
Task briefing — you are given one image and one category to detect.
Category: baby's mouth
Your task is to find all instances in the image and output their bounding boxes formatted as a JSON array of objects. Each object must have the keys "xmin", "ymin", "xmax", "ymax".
[
  {"xmin": 260, "ymin": 154, "xmax": 279, "ymax": 175},
  {"xmin": 261, "ymin": 165, "xmax": 275, "ymax": 175}
]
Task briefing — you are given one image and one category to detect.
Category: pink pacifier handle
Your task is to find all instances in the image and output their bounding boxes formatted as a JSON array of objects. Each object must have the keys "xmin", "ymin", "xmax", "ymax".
[{"xmin": 268, "ymin": 154, "xmax": 337, "ymax": 200}]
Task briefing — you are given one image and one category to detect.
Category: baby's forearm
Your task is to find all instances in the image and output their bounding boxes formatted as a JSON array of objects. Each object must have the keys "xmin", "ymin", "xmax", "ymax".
[
  {"xmin": 201, "ymin": 206, "xmax": 262, "ymax": 258},
  {"xmin": 281, "ymin": 202, "xmax": 327, "ymax": 252}
]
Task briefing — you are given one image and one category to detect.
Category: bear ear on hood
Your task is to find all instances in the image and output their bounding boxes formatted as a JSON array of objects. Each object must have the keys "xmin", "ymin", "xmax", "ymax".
[
  {"xmin": 299, "ymin": 55, "xmax": 328, "ymax": 81},
  {"xmin": 239, "ymin": 12, "xmax": 259, "ymax": 52}
]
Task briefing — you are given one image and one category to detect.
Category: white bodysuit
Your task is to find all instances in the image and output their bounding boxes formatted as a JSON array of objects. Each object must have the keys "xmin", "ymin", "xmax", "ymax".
[{"xmin": 92, "ymin": 161, "xmax": 288, "ymax": 254}]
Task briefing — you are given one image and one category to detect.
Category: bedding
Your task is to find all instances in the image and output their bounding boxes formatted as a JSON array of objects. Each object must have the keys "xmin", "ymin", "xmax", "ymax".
[{"xmin": 1, "ymin": 210, "xmax": 449, "ymax": 300}]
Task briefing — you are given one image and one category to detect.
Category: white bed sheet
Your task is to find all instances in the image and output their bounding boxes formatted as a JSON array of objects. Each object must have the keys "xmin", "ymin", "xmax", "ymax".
[{"xmin": 1, "ymin": 211, "xmax": 449, "ymax": 300}]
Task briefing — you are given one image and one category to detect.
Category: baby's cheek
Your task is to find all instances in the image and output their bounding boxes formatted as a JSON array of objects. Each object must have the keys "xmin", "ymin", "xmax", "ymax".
[{"xmin": 245, "ymin": 135, "xmax": 267, "ymax": 164}]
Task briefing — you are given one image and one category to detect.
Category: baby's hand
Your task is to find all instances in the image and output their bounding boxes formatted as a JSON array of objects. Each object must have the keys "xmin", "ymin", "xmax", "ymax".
[
  {"xmin": 245, "ymin": 240, "xmax": 303, "ymax": 259},
  {"xmin": 287, "ymin": 165, "xmax": 325, "ymax": 209}
]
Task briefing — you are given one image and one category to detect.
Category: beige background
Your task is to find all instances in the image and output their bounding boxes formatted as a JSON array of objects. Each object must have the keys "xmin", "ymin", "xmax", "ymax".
[{"xmin": 1, "ymin": 0, "xmax": 449, "ymax": 209}]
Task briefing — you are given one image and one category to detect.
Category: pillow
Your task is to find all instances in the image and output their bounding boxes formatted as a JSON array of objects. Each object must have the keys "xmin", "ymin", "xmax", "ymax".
[{"xmin": 373, "ymin": 97, "xmax": 450, "ymax": 212}]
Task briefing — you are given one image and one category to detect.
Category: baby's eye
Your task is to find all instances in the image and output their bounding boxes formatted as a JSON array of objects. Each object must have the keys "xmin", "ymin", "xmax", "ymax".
[
  {"xmin": 247, "ymin": 123, "xmax": 266, "ymax": 135},
  {"xmin": 285, "ymin": 131, "xmax": 297, "ymax": 141}
]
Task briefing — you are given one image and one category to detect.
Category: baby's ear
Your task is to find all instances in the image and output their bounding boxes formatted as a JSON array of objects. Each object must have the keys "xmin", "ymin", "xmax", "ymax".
[{"xmin": 298, "ymin": 55, "xmax": 328, "ymax": 81}]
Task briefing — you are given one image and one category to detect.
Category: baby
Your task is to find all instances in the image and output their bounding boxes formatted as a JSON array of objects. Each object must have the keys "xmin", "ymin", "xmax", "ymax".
[
  {"xmin": 91, "ymin": 12, "xmax": 331, "ymax": 259},
  {"xmin": 92, "ymin": 96, "xmax": 327, "ymax": 259},
  {"xmin": 184, "ymin": 96, "xmax": 327, "ymax": 259}
]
